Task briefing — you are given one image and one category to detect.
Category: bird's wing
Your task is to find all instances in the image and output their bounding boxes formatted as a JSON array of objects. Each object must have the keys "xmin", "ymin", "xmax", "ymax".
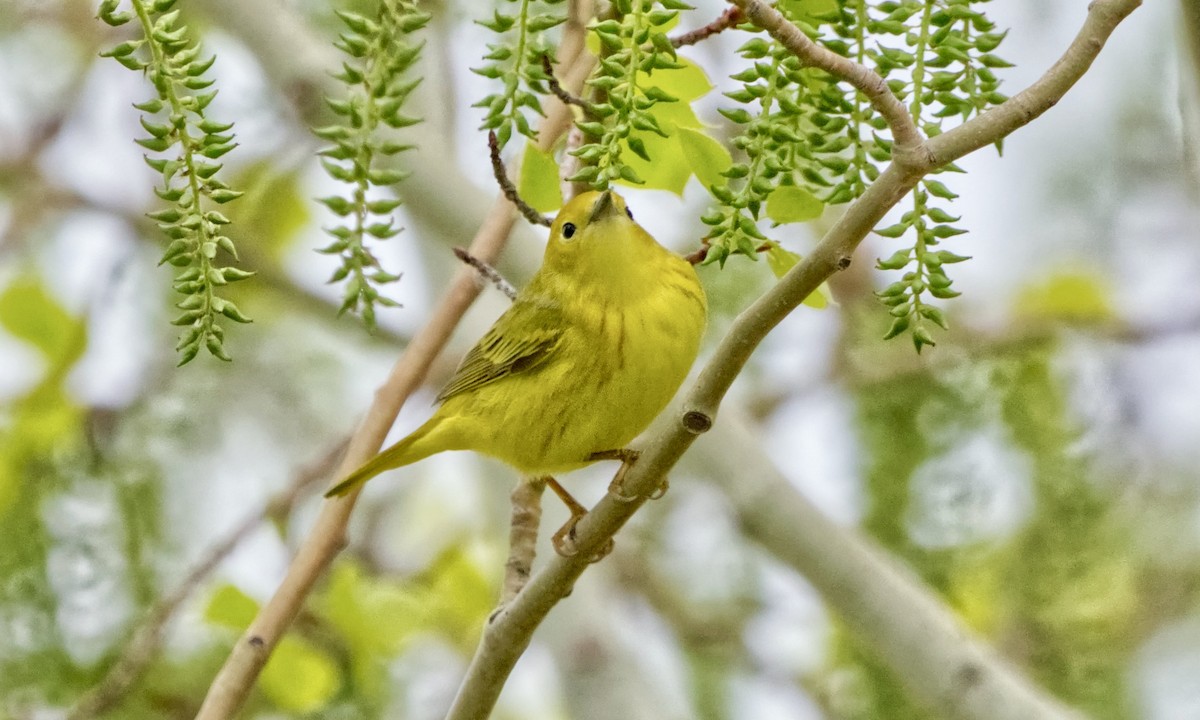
[{"xmin": 436, "ymin": 297, "xmax": 565, "ymax": 403}]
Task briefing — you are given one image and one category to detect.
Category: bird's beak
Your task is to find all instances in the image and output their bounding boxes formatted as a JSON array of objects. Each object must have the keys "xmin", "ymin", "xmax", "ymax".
[{"xmin": 589, "ymin": 191, "xmax": 620, "ymax": 224}]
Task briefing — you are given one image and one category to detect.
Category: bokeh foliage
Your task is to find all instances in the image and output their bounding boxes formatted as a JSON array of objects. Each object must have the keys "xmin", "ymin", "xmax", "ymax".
[{"xmin": 1, "ymin": 0, "xmax": 1195, "ymax": 719}]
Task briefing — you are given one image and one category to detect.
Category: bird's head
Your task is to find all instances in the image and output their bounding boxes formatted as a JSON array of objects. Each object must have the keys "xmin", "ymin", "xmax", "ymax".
[{"xmin": 542, "ymin": 190, "xmax": 661, "ymax": 284}]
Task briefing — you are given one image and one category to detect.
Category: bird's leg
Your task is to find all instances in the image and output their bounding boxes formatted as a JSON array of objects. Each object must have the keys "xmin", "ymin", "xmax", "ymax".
[
  {"xmin": 546, "ymin": 477, "xmax": 613, "ymax": 563},
  {"xmin": 590, "ymin": 448, "xmax": 667, "ymax": 502}
]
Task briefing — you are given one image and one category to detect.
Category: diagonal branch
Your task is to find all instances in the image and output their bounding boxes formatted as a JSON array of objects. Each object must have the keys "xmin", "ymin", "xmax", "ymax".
[
  {"xmin": 454, "ymin": 247, "xmax": 518, "ymax": 301},
  {"xmin": 697, "ymin": 410, "xmax": 1086, "ymax": 720},
  {"xmin": 444, "ymin": 1, "xmax": 1141, "ymax": 718}
]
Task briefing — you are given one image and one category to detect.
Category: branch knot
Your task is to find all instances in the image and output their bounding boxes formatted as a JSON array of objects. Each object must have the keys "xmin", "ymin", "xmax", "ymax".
[{"xmin": 682, "ymin": 410, "xmax": 713, "ymax": 434}]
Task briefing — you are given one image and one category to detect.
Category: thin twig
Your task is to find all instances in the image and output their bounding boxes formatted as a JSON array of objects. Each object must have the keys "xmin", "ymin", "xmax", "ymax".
[
  {"xmin": 730, "ymin": 0, "xmax": 924, "ymax": 153},
  {"xmin": 443, "ymin": 2, "xmax": 1141, "ymax": 719},
  {"xmin": 670, "ymin": 6, "xmax": 743, "ymax": 48},
  {"xmin": 453, "ymin": 247, "xmax": 518, "ymax": 301},
  {"xmin": 489, "ymin": 130, "xmax": 553, "ymax": 228},
  {"xmin": 541, "ymin": 54, "xmax": 593, "ymax": 113},
  {"xmin": 68, "ymin": 439, "xmax": 347, "ymax": 720}
]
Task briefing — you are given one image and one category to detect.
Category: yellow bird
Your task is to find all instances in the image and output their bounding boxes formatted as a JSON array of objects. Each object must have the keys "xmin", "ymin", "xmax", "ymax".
[{"xmin": 326, "ymin": 190, "xmax": 706, "ymax": 552}]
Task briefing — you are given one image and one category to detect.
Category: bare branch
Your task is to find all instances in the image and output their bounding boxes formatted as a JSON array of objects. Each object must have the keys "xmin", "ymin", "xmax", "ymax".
[
  {"xmin": 444, "ymin": 2, "xmax": 1141, "ymax": 718},
  {"xmin": 670, "ymin": 6, "xmax": 743, "ymax": 48},
  {"xmin": 697, "ymin": 410, "xmax": 1088, "ymax": 720},
  {"xmin": 729, "ymin": 0, "xmax": 924, "ymax": 152},
  {"xmin": 69, "ymin": 440, "xmax": 346, "ymax": 720},
  {"xmin": 541, "ymin": 54, "xmax": 593, "ymax": 113},
  {"xmin": 498, "ymin": 479, "xmax": 545, "ymax": 607},
  {"xmin": 489, "ymin": 130, "xmax": 553, "ymax": 228},
  {"xmin": 453, "ymin": 247, "xmax": 518, "ymax": 301}
]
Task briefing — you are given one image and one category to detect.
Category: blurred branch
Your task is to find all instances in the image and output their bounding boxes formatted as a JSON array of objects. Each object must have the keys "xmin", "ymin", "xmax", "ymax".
[
  {"xmin": 444, "ymin": 3, "xmax": 1140, "ymax": 719},
  {"xmin": 696, "ymin": 408, "xmax": 1085, "ymax": 720},
  {"xmin": 193, "ymin": 17, "xmax": 595, "ymax": 720},
  {"xmin": 67, "ymin": 440, "xmax": 346, "ymax": 720},
  {"xmin": 499, "ymin": 479, "xmax": 545, "ymax": 607},
  {"xmin": 1181, "ymin": 0, "xmax": 1200, "ymax": 187}
]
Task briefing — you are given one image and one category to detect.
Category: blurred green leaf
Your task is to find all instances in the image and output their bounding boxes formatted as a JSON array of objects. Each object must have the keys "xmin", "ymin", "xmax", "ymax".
[
  {"xmin": 620, "ymin": 101, "xmax": 704, "ymax": 195},
  {"xmin": 640, "ymin": 56, "xmax": 712, "ymax": 102},
  {"xmin": 518, "ymin": 142, "xmax": 563, "ymax": 213},
  {"xmin": 261, "ymin": 635, "xmax": 341, "ymax": 713},
  {"xmin": 204, "ymin": 583, "xmax": 259, "ymax": 630},
  {"xmin": 229, "ymin": 162, "xmax": 311, "ymax": 261},
  {"xmin": 0, "ymin": 276, "xmax": 85, "ymax": 362},
  {"xmin": 318, "ymin": 561, "xmax": 423, "ymax": 697},
  {"xmin": 766, "ymin": 185, "xmax": 823, "ymax": 224},
  {"xmin": 425, "ymin": 549, "xmax": 494, "ymax": 649},
  {"xmin": 676, "ymin": 127, "xmax": 731, "ymax": 192},
  {"xmin": 777, "ymin": 0, "xmax": 838, "ymax": 24},
  {"xmin": 1014, "ymin": 271, "xmax": 1114, "ymax": 324},
  {"xmin": 765, "ymin": 245, "xmax": 828, "ymax": 308}
]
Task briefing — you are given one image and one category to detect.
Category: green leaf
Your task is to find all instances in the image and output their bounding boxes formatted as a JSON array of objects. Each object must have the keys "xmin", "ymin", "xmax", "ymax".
[
  {"xmin": 0, "ymin": 276, "xmax": 85, "ymax": 362},
  {"xmin": 639, "ymin": 57, "xmax": 712, "ymax": 103},
  {"xmin": 261, "ymin": 636, "xmax": 341, "ymax": 713},
  {"xmin": 1014, "ymin": 271, "xmax": 1114, "ymax": 324},
  {"xmin": 675, "ymin": 127, "xmax": 731, "ymax": 192},
  {"xmin": 766, "ymin": 185, "xmax": 823, "ymax": 224},
  {"xmin": 765, "ymin": 244, "xmax": 799, "ymax": 279},
  {"xmin": 204, "ymin": 584, "xmax": 259, "ymax": 630},
  {"xmin": 518, "ymin": 142, "xmax": 563, "ymax": 213}
]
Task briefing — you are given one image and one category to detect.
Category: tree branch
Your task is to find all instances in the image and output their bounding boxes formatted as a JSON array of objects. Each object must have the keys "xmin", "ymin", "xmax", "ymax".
[
  {"xmin": 444, "ymin": 2, "xmax": 1141, "ymax": 718},
  {"xmin": 669, "ymin": 7, "xmax": 743, "ymax": 48},
  {"xmin": 697, "ymin": 409, "xmax": 1086, "ymax": 720},
  {"xmin": 489, "ymin": 130, "xmax": 552, "ymax": 228},
  {"xmin": 498, "ymin": 479, "xmax": 545, "ymax": 607},
  {"xmin": 453, "ymin": 247, "xmax": 518, "ymax": 301},
  {"xmin": 730, "ymin": 0, "xmax": 924, "ymax": 152}
]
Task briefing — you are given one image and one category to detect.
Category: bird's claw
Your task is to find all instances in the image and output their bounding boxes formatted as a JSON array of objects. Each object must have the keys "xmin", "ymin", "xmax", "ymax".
[
  {"xmin": 552, "ymin": 514, "xmax": 613, "ymax": 564},
  {"xmin": 605, "ymin": 452, "xmax": 668, "ymax": 503}
]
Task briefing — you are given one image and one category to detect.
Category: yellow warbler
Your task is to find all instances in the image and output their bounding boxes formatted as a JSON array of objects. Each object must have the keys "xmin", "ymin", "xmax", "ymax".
[{"xmin": 325, "ymin": 190, "xmax": 706, "ymax": 518}]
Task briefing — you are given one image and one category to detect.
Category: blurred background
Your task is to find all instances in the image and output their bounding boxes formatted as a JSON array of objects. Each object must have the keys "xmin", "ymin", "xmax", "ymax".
[{"xmin": 1, "ymin": 0, "xmax": 1198, "ymax": 718}]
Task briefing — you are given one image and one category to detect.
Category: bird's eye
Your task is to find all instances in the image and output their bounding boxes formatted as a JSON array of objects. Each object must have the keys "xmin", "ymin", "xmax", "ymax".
[
  {"xmin": 625, "ymin": 207, "xmax": 634, "ymax": 220},
  {"xmin": 561, "ymin": 222, "xmax": 577, "ymax": 239}
]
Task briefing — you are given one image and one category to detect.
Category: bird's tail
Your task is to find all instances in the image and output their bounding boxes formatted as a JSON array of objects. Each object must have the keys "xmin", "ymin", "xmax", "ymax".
[{"xmin": 324, "ymin": 418, "xmax": 442, "ymax": 498}]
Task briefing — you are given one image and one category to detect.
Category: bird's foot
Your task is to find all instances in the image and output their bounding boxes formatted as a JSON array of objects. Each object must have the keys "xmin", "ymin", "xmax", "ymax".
[
  {"xmin": 551, "ymin": 513, "xmax": 613, "ymax": 563},
  {"xmin": 546, "ymin": 477, "xmax": 613, "ymax": 563},
  {"xmin": 590, "ymin": 448, "xmax": 667, "ymax": 502}
]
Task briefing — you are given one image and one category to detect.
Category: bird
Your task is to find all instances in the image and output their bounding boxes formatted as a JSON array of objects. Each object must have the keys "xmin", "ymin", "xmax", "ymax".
[{"xmin": 325, "ymin": 189, "xmax": 707, "ymax": 556}]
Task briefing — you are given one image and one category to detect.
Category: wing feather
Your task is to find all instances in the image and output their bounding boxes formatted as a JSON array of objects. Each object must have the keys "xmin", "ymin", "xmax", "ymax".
[{"xmin": 436, "ymin": 298, "xmax": 564, "ymax": 403}]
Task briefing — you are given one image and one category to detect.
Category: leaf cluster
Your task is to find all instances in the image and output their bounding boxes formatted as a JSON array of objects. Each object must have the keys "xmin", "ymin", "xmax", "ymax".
[
  {"xmin": 700, "ymin": 34, "xmax": 840, "ymax": 266},
  {"xmin": 842, "ymin": 0, "xmax": 1009, "ymax": 349},
  {"xmin": 98, "ymin": 0, "xmax": 251, "ymax": 365},
  {"xmin": 706, "ymin": 0, "xmax": 1010, "ymax": 348},
  {"xmin": 473, "ymin": 0, "xmax": 568, "ymax": 149},
  {"xmin": 315, "ymin": 0, "xmax": 430, "ymax": 331},
  {"xmin": 569, "ymin": 0, "xmax": 691, "ymax": 189}
]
